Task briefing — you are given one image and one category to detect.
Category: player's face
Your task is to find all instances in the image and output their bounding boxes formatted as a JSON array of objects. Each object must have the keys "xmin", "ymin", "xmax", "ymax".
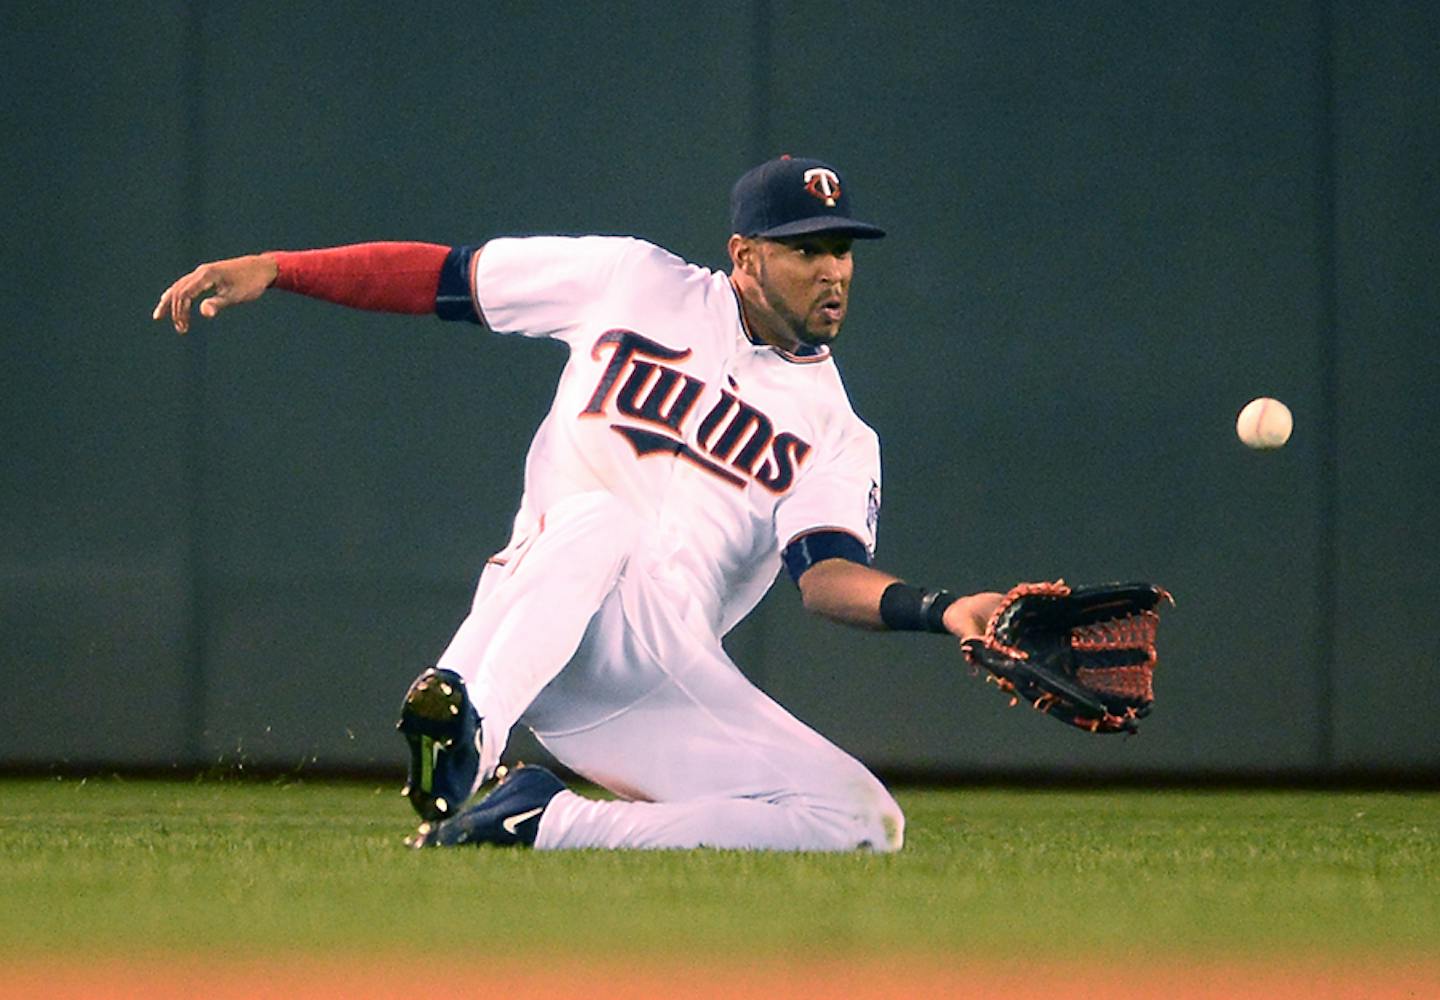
[{"xmin": 752, "ymin": 234, "xmax": 855, "ymax": 348}]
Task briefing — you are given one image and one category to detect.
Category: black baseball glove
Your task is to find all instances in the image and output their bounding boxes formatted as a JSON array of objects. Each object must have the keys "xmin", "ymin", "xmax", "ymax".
[{"xmin": 961, "ymin": 581, "xmax": 1172, "ymax": 734}]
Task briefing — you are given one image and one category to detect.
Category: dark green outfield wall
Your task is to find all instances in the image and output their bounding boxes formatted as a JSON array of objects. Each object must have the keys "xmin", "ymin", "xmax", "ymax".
[{"xmin": 3, "ymin": 3, "xmax": 1436, "ymax": 777}]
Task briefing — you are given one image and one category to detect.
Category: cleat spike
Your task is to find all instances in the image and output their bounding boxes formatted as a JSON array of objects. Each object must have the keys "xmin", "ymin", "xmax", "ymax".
[
  {"xmin": 435, "ymin": 797, "xmax": 449, "ymax": 813},
  {"xmin": 400, "ymin": 785, "xmax": 411, "ymax": 797},
  {"xmin": 439, "ymin": 683, "xmax": 453, "ymax": 697},
  {"xmin": 449, "ymin": 704, "xmax": 459, "ymax": 716}
]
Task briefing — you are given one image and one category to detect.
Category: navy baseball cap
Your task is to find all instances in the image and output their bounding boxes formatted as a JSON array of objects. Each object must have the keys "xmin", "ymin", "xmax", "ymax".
[{"xmin": 730, "ymin": 155, "xmax": 886, "ymax": 240}]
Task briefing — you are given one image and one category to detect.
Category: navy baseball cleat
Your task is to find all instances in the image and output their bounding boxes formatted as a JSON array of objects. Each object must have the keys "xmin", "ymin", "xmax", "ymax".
[
  {"xmin": 396, "ymin": 667, "xmax": 483, "ymax": 822},
  {"xmin": 405, "ymin": 764, "xmax": 566, "ymax": 849}
]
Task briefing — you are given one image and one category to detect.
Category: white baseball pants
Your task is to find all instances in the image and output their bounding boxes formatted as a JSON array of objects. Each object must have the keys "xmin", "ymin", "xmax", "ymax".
[{"xmin": 434, "ymin": 491, "xmax": 904, "ymax": 852}]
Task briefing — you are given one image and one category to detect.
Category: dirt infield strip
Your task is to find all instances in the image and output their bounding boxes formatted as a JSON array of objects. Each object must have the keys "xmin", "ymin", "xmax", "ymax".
[{"xmin": 4, "ymin": 955, "xmax": 1439, "ymax": 999}]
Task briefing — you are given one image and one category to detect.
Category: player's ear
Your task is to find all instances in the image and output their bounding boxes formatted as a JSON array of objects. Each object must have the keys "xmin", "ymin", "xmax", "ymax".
[{"xmin": 728, "ymin": 234, "xmax": 758, "ymax": 276}]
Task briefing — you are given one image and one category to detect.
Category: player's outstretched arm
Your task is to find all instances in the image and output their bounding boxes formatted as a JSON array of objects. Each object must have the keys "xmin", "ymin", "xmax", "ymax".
[
  {"xmin": 152, "ymin": 253, "xmax": 279, "ymax": 335},
  {"xmin": 152, "ymin": 242, "xmax": 457, "ymax": 335},
  {"xmin": 797, "ymin": 558, "xmax": 1001, "ymax": 640}
]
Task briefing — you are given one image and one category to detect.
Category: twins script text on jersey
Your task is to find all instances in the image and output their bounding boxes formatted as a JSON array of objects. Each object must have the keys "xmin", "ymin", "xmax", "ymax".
[{"xmin": 581, "ymin": 328, "xmax": 812, "ymax": 493}]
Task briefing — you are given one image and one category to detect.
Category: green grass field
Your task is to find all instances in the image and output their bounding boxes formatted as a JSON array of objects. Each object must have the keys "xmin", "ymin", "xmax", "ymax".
[{"xmin": 1, "ymin": 777, "xmax": 1436, "ymax": 964}]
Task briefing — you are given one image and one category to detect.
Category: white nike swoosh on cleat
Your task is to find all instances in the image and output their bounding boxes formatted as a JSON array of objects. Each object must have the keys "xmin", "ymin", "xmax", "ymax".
[{"xmin": 501, "ymin": 807, "xmax": 545, "ymax": 835}]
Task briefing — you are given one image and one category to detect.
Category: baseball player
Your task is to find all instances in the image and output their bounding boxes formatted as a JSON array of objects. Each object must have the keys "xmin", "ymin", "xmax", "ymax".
[{"xmin": 153, "ymin": 155, "xmax": 1004, "ymax": 852}]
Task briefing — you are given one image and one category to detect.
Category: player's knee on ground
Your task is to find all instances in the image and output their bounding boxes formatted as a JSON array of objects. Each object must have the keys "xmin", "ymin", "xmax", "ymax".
[
  {"xmin": 800, "ymin": 782, "xmax": 904, "ymax": 853},
  {"xmin": 861, "ymin": 787, "xmax": 905, "ymax": 852}
]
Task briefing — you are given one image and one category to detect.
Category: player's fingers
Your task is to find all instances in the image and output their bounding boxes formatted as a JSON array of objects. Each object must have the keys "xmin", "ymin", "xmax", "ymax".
[
  {"xmin": 151, "ymin": 287, "xmax": 173, "ymax": 322},
  {"xmin": 169, "ymin": 285, "xmax": 194, "ymax": 335},
  {"xmin": 172, "ymin": 288, "xmax": 201, "ymax": 335},
  {"xmin": 170, "ymin": 272, "xmax": 217, "ymax": 335}
]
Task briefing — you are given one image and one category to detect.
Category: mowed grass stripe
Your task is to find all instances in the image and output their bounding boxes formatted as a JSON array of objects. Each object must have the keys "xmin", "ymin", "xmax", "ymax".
[{"xmin": 0, "ymin": 779, "xmax": 1435, "ymax": 959}]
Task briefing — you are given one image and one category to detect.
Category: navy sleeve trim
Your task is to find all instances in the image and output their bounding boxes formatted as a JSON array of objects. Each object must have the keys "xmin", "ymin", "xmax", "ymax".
[
  {"xmin": 436, "ymin": 244, "xmax": 483, "ymax": 323},
  {"xmin": 781, "ymin": 530, "xmax": 870, "ymax": 585}
]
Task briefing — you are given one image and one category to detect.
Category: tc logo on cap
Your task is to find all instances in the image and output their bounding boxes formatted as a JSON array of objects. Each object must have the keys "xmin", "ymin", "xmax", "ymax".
[{"xmin": 803, "ymin": 167, "xmax": 841, "ymax": 208}]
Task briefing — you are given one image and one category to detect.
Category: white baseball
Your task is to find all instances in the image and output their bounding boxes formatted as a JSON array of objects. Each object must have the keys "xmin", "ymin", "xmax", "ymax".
[{"xmin": 1236, "ymin": 396, "xmax": 1293, "ymax": 449}]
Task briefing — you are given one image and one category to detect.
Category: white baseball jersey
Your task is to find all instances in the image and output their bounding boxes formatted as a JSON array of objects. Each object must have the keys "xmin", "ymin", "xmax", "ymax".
[
  {"xmin": 469, "ymin": 235, "xmax": 881, "ymax": 636},
  {"xmin": 436, "ymin": 234, "xmax": 904, "ymax": 851}
]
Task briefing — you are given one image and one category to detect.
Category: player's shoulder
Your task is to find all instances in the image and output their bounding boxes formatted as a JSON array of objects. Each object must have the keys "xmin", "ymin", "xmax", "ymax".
[
  {"xmin": 607, "ymin": 236, "xmax": 715, "ymax": 280},
  {"xmin": 481, "ymin": 234, "xmax": 715, "ymax": 298},
  {"xmin": 484, "ymin": 233, "xmax": 678, "ymax": 263},
  {"xmin": 581, "ymin": 237, "xmax": 728, "ymax": 312},
  {"xmin": 529, "ymin": 234, "xmax": 705, "ymax": 270}
]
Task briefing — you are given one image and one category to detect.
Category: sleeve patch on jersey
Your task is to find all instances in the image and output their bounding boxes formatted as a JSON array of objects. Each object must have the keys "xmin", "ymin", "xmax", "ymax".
[
  {"xmin": 782, "ymin": 530, "xmax": 871, "ymax": 585},
  {"xmin": 436, "ymin": 244, "xmax": 483, "ymax": 324}
]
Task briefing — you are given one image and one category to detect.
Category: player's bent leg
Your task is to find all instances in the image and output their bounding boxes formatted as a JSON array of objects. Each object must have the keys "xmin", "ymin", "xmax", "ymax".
[
  {"xmin": 397, "ymin": 666, "xmax": 483, "ymax": 822},
  {"xmin": 522, "ymin": 585, "xmax": 906, "ymax": 852},
  {"xmin": 532, "ymin": 703, "xmax": 905, "ymax": 851},
  {"xmin": 429, "ymin": 490, "xmax": 642, "ymax": 784}
]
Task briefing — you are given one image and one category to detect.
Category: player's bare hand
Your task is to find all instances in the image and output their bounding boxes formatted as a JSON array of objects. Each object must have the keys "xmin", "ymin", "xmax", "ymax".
[
  {"xmin": 151, "ymin": 253, "xmax": 278, "ymax": 334},
  {"xmin": 943, "ymin": 591, "xmax": 1005, "ymax": 641}
]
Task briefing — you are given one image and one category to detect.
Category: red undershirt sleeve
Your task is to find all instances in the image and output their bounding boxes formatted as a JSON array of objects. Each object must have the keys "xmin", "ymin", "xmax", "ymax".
[{"xmin": 270, "ymin": 242, "xmax": 450, "ymax": 314}]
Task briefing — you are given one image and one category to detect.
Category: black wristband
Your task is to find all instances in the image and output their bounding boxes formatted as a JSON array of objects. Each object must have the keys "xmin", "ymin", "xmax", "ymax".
[{"xmin": 879, "ymin": 582, "xmax": 959, "ymax": 634}]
